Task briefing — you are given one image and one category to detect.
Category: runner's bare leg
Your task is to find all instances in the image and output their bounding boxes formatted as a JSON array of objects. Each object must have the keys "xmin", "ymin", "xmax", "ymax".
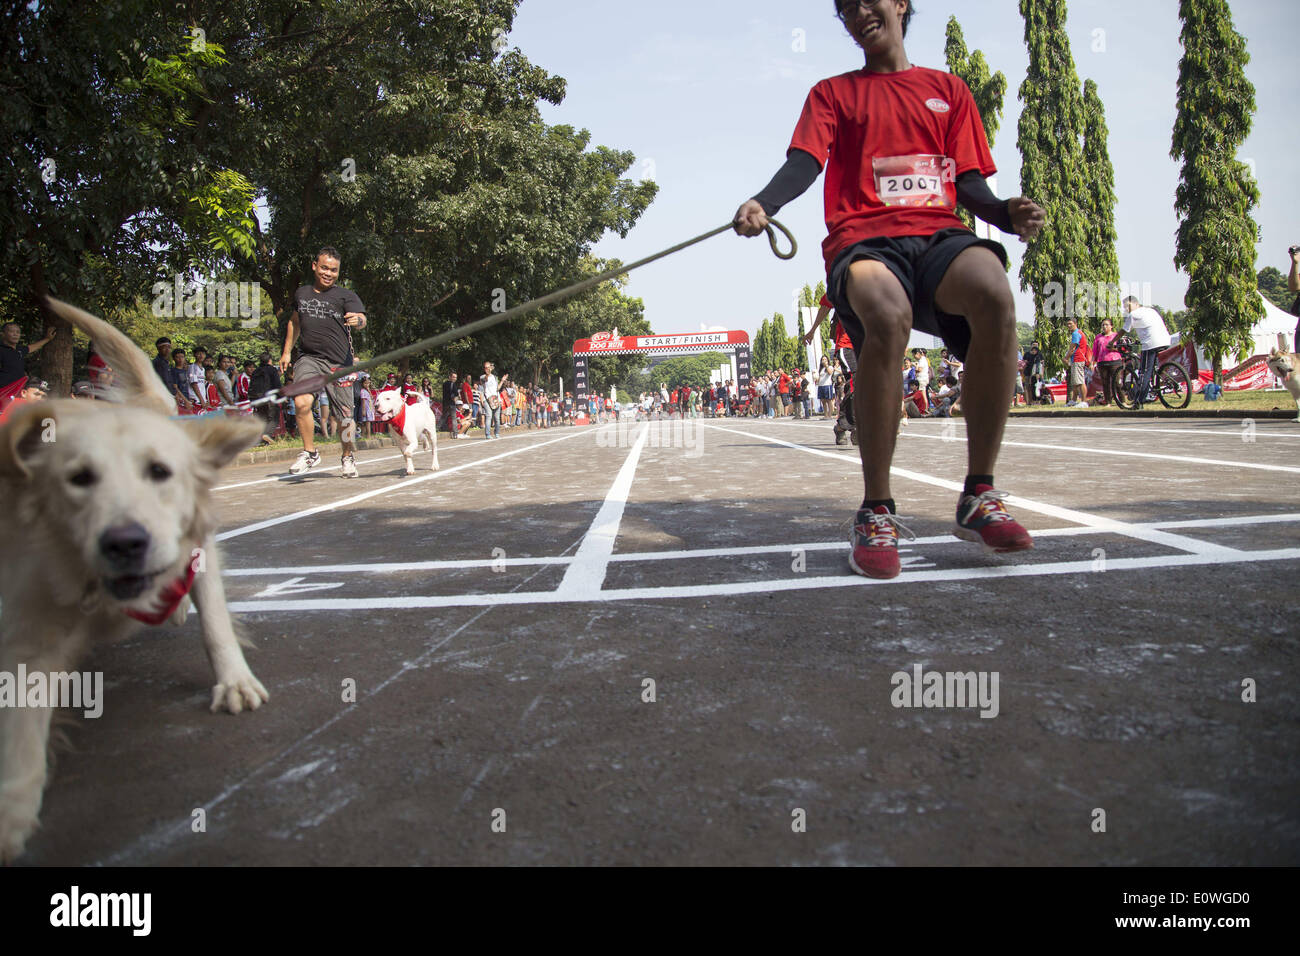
[
  {"xmin": 933, "ymin": 246, "xmax": 1018, "ymax": 478},
  {"xmin": 294, "ymin": 393, "xmax": 316, "ymax": 454},
  {"xmin": 844, "ymin": 259, "xmax": 914, "ymax": 503}
]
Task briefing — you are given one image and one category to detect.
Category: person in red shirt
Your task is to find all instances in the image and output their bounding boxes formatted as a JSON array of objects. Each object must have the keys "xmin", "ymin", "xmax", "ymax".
[
  {"xmin": 902, "ymin": 380, "xmax": 928, "ymax": 418},
  {"xmin": 1065, "ymin": 318, "xmax": 1092, "ymax": 406},
  {"xmin": 733, "ymin": 0, "xmax": 1044, "ymax": 579}
]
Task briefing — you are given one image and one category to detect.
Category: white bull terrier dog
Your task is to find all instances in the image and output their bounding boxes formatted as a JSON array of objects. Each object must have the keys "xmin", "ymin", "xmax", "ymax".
[{"xmin": 375, "ymin": 389, "xmax": 440, "ymax": 474}]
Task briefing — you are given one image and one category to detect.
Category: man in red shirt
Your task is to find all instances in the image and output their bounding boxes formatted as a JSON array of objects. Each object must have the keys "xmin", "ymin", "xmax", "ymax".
[
  {"xmin": 1065, "ymin": 318, "xmax": 1091, "ymax": 407},
  {"xmin": 734, "ymin": 0, "xmax": 1045, "ymax": 579}
]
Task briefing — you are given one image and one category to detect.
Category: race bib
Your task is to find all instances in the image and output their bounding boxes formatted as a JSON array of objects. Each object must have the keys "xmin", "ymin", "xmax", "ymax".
[{"xmin": 871, "ymin": 154, "xmax": 954, "ymax": 209}]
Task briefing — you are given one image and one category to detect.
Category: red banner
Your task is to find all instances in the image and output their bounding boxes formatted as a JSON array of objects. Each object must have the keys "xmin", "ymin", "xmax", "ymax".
[{"xmin": 573, "ymin": 330, "xmax": 751, "ymax": 356}]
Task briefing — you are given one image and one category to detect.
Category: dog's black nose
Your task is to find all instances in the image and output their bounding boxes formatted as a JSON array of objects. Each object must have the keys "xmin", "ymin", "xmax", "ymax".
[{"xmin": 99, "ymin": 523, "xmax": 151, "ymax": 569}]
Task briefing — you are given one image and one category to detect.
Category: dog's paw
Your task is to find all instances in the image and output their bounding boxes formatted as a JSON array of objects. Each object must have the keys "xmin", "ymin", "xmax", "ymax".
[
  {"xmin": 210, "ymin": 672, "xmax": 270, "ymax": 714},
  {"xmin": 0, "ymin": 805, "xmax": 39, "ymax": 864}
]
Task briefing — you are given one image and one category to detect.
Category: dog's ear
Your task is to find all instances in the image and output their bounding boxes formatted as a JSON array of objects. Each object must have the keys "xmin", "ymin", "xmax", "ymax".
[
  {"xmin": 43, "ymin": 297, "xmax": 177, "ymax": 416},
  {"xmin": 0, "ymin": 401, "xmax": 58, "ymax": 479},
  {"xmin": 188, "ymin": 415, "xmax": 263, "ymax": 472}
]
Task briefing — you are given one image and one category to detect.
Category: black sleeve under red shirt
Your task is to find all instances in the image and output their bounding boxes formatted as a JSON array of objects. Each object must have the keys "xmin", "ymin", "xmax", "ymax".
[{"xmin": 787, "ymin": 66, "xmax": 997, "ymax": 270}]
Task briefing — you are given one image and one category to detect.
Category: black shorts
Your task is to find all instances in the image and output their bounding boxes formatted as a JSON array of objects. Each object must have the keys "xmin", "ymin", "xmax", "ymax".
[{"xmin": 827, "ymin": 227, "xmax": 1008, "ymax": 363}]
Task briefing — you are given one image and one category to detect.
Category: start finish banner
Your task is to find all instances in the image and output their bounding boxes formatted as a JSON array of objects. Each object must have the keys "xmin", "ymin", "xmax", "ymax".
[{"xmin": 573, "ymin": 329, "xmax": 751, "ymax": 355}]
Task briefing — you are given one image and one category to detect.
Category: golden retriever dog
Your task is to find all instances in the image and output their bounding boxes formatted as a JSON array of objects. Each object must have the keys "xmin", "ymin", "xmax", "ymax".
[
  {"xmin": 0, "ymin": 298, "xmax": 266, "ymax": 862},
  {"xmin": 1266, "ymin": 348, "xmax": 1300, "ymax": 421}
]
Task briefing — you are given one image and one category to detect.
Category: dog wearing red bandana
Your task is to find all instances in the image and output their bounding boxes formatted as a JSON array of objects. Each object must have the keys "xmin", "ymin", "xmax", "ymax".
[
  {"xmin": 0, "ymin": 298, "xmax": 267, "ymax": 862},
  {"xmin": 375, "ymin": 388, "xmax": 440, "ymax": 474}
]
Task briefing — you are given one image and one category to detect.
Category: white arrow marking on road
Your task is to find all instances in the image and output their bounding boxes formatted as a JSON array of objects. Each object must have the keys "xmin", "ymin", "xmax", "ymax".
[{"xmin": 253, "ymin": 577, "xmax": 346, "ymax": 598}]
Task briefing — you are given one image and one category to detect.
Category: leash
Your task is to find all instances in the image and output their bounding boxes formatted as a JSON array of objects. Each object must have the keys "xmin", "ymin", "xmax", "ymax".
[{"xmin": 265, "ymin": 218, "xmax": 796, "ymax": 402}]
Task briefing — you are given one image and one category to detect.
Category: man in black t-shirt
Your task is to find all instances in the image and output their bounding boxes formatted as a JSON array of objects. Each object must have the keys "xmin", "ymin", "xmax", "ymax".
[
  {"xmin": 1, "ymin": 322, "xmax": 55, "ymax": 389},
  {"xmin": 280, "ymin": 246, "xmax": 367, "ymax": 476}
]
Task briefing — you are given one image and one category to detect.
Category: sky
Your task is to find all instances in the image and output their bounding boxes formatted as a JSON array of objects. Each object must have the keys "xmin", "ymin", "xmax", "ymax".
[{"xmin": 506, "ymin": 0, "xmax": 1299, "ymax": 341}]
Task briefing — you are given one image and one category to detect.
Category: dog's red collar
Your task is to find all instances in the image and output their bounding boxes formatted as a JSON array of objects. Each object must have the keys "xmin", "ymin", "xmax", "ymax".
[
  {"xmin": 123, "ymin": 561, "xmax": 197, "ymax": 626},
  {"xmin": 390, "ymin": 403, "xmax": 407, "ymax": 432}
]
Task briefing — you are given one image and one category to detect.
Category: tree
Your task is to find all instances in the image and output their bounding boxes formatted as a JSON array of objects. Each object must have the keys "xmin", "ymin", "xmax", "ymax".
[
  {"xmin": 1257, "ymin": 267, "xmax": 1295, "ymax": 313},
  {"xmin": 753, "ymin": 316, "xmax": 775, "ymax": 372},
  {"xmin": 2, "ymin": 1, "xmax": 259, "ymax": 394},
  {"xmin": 1172, "ymin": 0, "xmax": 1263, "ymax": 383},
  {"xmin": 645, "ymin": 352, "xmax": 727, "ymax": 391},
  {"xmin": 1080, "ymin": 78, "xmax": 1121, "ymax": 329},
  {"xmin": 205, "ymin": 0, "xmax": 657, "ymax": 375},
  {"xmin": 945, "ymin": 18, "xmax": 1009, "ymax": 232},
  {"xmin": 1017, "ymin": 0, "xmax": 1091, "ymax": 375},
  {"xmin": 507, "ymin": 259, "xmax": 651, "ymax": 392}
]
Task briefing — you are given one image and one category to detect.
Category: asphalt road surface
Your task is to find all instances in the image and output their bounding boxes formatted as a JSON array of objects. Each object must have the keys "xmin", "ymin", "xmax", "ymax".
[{"xmin": 23, "ymin": 415, "xmax": 1300, "ymax": 865}]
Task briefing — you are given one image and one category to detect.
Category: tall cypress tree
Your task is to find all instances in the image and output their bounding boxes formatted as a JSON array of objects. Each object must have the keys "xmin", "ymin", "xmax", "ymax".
[
  {"xmin": 1172, "ymin": 0, "xmax": 1262, "ymax": 383},
  {"xmin": 945, "ymin": 17, "xmax": 1008, "ymax": 232},
  {"xmin": 1080, "ymin": 78, "xmax": 1121, "ymax": 329},
  {"xmin": 1017, "ymin": 0, "xmax": 1090, "ymax": 375}
]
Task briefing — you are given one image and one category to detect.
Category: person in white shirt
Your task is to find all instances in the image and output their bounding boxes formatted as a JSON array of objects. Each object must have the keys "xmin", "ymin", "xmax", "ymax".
[
  {"xmin": 912, "ymin": 348, "xmax": 930, "ymax": 390},
  {"xmin": 1121, "ymin": 296, "xmax": 1171, "ymax": 406},
  {"xmin": 481, "ymin": 361, "xmax": 500, "ymax": 439}
]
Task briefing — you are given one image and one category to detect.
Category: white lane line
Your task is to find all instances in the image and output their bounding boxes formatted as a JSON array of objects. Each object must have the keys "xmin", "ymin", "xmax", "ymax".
[
  {"xmin": 772, "ymin": 417, "xmax": 1300, "ymax": 440},
  {"xmin": 214, "ymin": 428, "xmax": 548, "ymax": 491},
  {"xmin": 764, "ymin": 418, "xmax": 1300, "ymax": 471},
  {"xmin": 900, "ymin": 430, "xmax": 1300, "ymax": 474},
  {"xmin": 226, "ymin": 547, "xmax": 1300, "ymax": 612},
  {"xmin": 701, "ymin": 423, "xmax": 1243, "ymax": 557},
  {"xmin": 215, "ymin": 429, "xmax": 586, "ymax": 541},
  {"xmin": 220, "ymin": 512, "xmax": 1300, "ymax": 577},
  {"xmin": 1003, "ymin": 421, "xmax": 1300, "ymax": 440},
  {"xmin": 554, "ymin": 422, "xmax": 650, "ymax": 598}
]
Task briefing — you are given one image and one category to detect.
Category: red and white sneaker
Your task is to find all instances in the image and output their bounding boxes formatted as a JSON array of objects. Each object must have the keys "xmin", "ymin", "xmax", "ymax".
[
  {"xmin": 954, "ymin": 484, "xmax": 1034, "ymax": 553},
  {"xmin": 847, "ymin": 506, "xmax": 915, "ymax": 580}
]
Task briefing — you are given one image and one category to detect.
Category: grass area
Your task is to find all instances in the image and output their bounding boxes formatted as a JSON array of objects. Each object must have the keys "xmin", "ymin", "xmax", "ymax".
[{"xmin": 1010, "ymin": 388, "xmax": 1295, "ymax": 414}]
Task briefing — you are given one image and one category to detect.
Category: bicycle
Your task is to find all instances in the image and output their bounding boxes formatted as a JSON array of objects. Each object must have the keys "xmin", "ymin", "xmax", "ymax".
[{"xmin": 1111, "ymin": 335, "xmax": 1191, "ymax": 410}]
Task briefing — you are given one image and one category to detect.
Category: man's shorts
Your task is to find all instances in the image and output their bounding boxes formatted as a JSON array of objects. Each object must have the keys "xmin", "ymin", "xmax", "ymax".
[
  {"xmin": 827, "ymin": 227, "xmax": 1008, "ymax": 363},
  {"xmin": 1069, "ymin": 362, "xmax": 1086, "ymax": 386},
  {"xmin": 294, "ymin": 354, "xmax": 355, "ymax": 423}
]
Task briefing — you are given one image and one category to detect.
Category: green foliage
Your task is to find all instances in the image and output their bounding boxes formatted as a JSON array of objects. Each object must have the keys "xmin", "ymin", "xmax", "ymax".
[
  {"xmin": 644, "ymin": 353, "xmax": 727, "ymax": 391},
  {"xmin": 1171, "ymin": 0, "xmax": 1263, "ymax": 377},
  {"xmin": 1257, "ymin": 267, "xmax": 1294, "ymax": 312},
  {"xmin": 945, "ymin": 18, "xmax": 1009, "ymax": 232},
  {"xmin": 2, "ymin": 0, "xmax": 657, "ymax": 398},
  {"xmin": 1, "ymin": 2, "xmax": 261, "ymax": 392},
  {"xmin": 1080, "ymin": 78, "xmax": 1121, "ymax": 326},
  {"xmin": 1017, "ymin": 0, "xmax": 1092, "ymax": 376}
]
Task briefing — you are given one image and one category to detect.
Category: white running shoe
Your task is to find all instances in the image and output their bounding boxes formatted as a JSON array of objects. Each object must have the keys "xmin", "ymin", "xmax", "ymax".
[
  {"xmin": 341, "ymin": 454, "xmax": 358, "ymax": 478},
  {"xmin": 289, "ymin": 449, "xmax": 321, "ymax": 474}
]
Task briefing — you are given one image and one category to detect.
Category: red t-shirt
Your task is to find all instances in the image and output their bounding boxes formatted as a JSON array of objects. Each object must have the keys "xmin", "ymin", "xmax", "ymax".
[
  {"xmin": 778, "ymin": 374, "xmax": 790, "ymax": 394},
  {"xmin": 1071, "ymin": 331, "xmax": 1090, "ymax": 364},
  {"xmin": 830, "ymin": 318, "xmax": 853, "ymax": 350},
  {"xmin": 789, "ymin": 66, "xmax": 996, "ymax": 270},
  {"xmin": 905, "ymin": 386, "xmax": 928, "ymax": 415}
]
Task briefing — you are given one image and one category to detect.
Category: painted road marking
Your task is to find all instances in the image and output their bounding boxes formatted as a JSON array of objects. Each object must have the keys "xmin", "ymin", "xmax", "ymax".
[
  {"xmin": 226, "ymin": 547, "xmax": 1300, "ymax": 612},
  {"xmin": 556, "ymin": 422, "xmax": 650, "ymax": 598},
  {"xmin": 701, "ymin": 423, "xmax": 1242, "ymax": 557},
  {"xmin": 221, "ymin": 512, "xmax": 1300, "ymax": 577},
  {"xmin": 214, "ymin": 428, "xmax": 556, "ymax": 492},
  {"xmin": 216, "ymin": 428, "xmax": 587, "ymax": 542},
  {"xmin": 774, "ymin": 417, "xmax": 1300, "ymax": 441}
]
